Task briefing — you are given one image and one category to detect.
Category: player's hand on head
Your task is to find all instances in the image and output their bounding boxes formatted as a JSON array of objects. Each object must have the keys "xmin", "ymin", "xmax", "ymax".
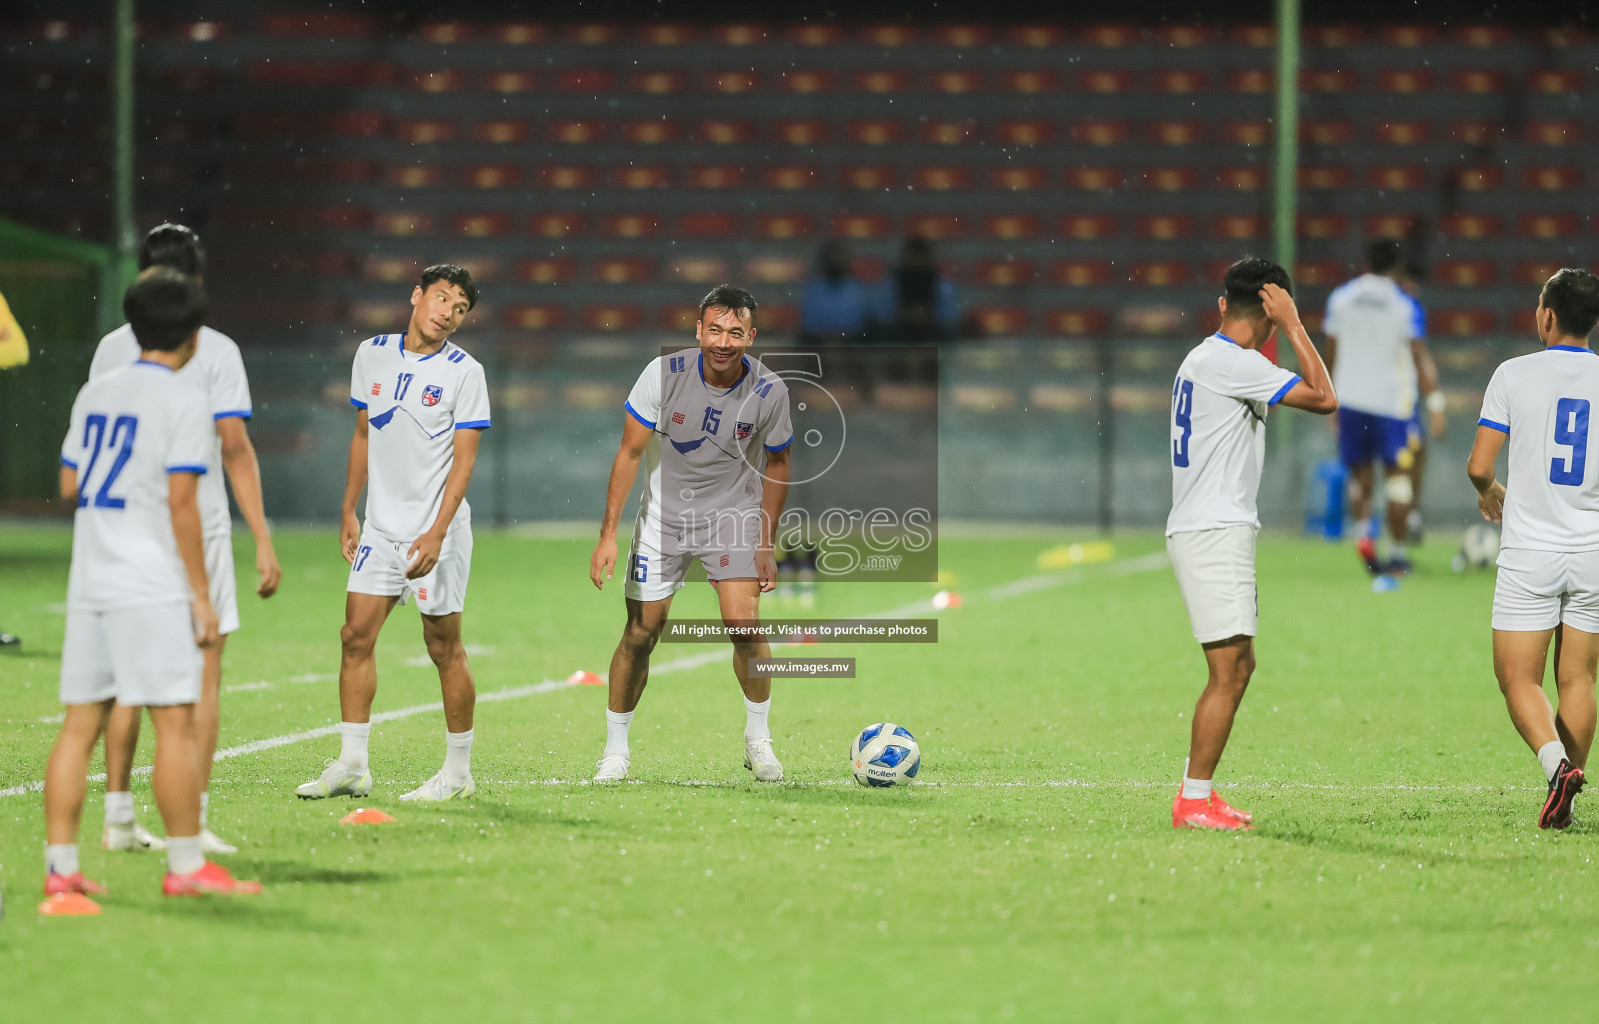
[
  {"xmin": 192, "ymin": 598, "xmax": 221, "ymax": 649},
  {"xmin": 257, "ymin": 542, "xmax": 282, "ymax": 598},
  {"xmin": 1259, "ymin": 283, "xmax": 1301, "ymax": 329},
  {"xmin": 590, "ymin": 536, "xmax": 616, "ymax": 590},
  {"xmin": 406, "ymin": 532, "xmax": 444, "ymax": 580}
]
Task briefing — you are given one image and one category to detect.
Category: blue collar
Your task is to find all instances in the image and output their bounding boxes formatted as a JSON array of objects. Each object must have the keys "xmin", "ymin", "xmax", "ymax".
[
  {"xmin": 400, "ymin": 330, "xmax": 447, "ymax": 361},
  {"xmin": 1548, "ymin": 345, "xmax": 1594, "ymax": 354},
  {"xmin": 133, "ymin": 358, "xmax": 174, "ymax": 372},
  {"xmin": 1213, "ymin": 333, "xmax": 1240, "ymax": 346},
  {"xmin": 699, "ymin": 352, "xmax": 751, "ymax": 392}
]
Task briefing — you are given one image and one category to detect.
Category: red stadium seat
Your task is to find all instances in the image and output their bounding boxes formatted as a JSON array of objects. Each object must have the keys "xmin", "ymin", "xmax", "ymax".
[
  {"xmin": 670, "ymin": 256, "xmax": 729, "ymax": 284},
  {"xmin": 384, "ymin": 165, "xmax": 446, "ymax": 188},
  {"xmin": 1455, "ymin": 166, "xmax": 1503, "ymax": 190},
  {"xmin": 1522, "ymin": 166, "xmax": 1582, "ymax": 190},
  {"xmin": 1135, "ymin": 215, "xmax": 1194, "ymax": 240},
  {"xmin": 1149, "ymin": 121, "xmax": 1205, "ymax": 146},
  {"xmin": 634, "ymin": 70, "xmax": 686, "ymax": 94},
  {"xmin": 1060, "ymin": 215, "xmax": 1118, "ymax": 239},
  {"xmin": 1216, "ymin": 167, "xmax": 1264, "ymax": 191},
  {"xmin": 415, "ymin": 21, "xmax": 474, "ymax": 44},
  {"xmin": 913, "ymin": 167, "xmax": 973, "ymax": 190},
  {"xmin": 1065, "ymin": 166, "xmax": 1123, "ymax": 190},
  {"xmin": 592, "ymin": 259, "xmax": 655, "ymax": 284},
  {"xmin": 370, "ymin": 212, "xmax": 433, "ymax": 236},
  {"xmin": 518, "ymin": 259, "xmax": 576, "ymax": 284},
  {"xmin": 1367, "ymin": 165, "xmax": 1429, "ymax": 190},
  {"xmin": 158, "ymin": 68, "xmax": 226, "ymax": 92},
  {"xmin": 1377, "ymin": 69, "xmax": 1434, "ymax": 93},
  {"xmin": 1082, "ymin": 25, "xmax": 1139, "ymax": 47},
  {"xmin": 847, "ymin": 121, "xmax": 903, "ymax": 145},
  {"xmin": 851, "ymin": 259, "xmax": 885, "ymax": 282},
  {"xmin": 1130, "ymin": 262, "xmax": 1190, "ymax": 286},
  {"xmin": 410, "ymin": 69, "xmax": 469, "ymax": 93},
  {"xmin": 1052, "ymin": 261, "xmax": 1112, "ymax": 287},
  {"xmin": 996, "ymin": 121, "xmax": 1053, "ymax": 145},
  {"xmin": 1302, "ymin": 121, "xmax": 1355, "ymax": 145},
  {"xmin": 1003, "ymin": 70, "xmax": 1060, "ymax": 93},
  {"xmin": 454, "ymin": 213, "xmax": 510, "ymax": 238},
  {"xmin": 489, "ymin": 24, "xmax": 549, "ymax": 45},
  {"xmin": 583, "ymin": 306, "xmax": 643, "ymax": 332},
  {"xmin": 28, "ymin": 19, "xmax": 86, "ymax": 41},
  {"xmin": 1071, "ymin": 120, "xmax": 1129, "ymax": 146},
  {"xmin": 1364, "ymin": 213, "xmax": 1419, "ymax": 237},
  {"xmin": 1297, "ymin": 215, "xmax": 1348, "ymax": 239},
  {"xmin": 246, "ymin": 61, "xmax": 392, "ymax": 88},
  {"xmin": 922, "ymin": 121, "xmax": 975, "ymax": 145},
  {"xmin": 1153, "ymin": 70, "xmax": 1210, "ymax": 94},
  {"xmin": 392, "ymin": 120, "xmax": 456, "ymax": 143},
  {"xmin": 1044, "ymin": 309, "xmax": 1111, "ymax": 336},
  {"xmin": 983, "ymin": 215, "xmax": 1041, "ymax": 239},
  {"xmin": 462, "ymin": 165, "xmax": 518, "ymax": 189},
  {"xmin": 1440, "ymin": 214, "xmax": 1501, "ymax": 238},
  {"xmin": 542, "ymin": 166, "xmax": 596, "ymax": 189},
  {"xmin": 1430, "ymin": 309, "xmax": 1498, "ymax": 335},
  {"xmin": 362, "ymin": 257, "xmax": 420, "ymax": 283},
  {"xmin": 1434, "ymin": 261, "xmax": 1498, "ymax": 286},
  {"xmin": 696, "ymin": 120, "xmax": 754, "ymax": 143},
  {"xmin": 1142, "ymin": 168, "xmax": 1198, "ymax": 192},
  {"xmin": 1516, "ymin": 261, "xmax": 1566, "ymax": 285},
  {"xmin": 1529, "ymin": 70, "xmax": 1584, "ymax": 94},
  {"xmin": 857, "ymin": 71, "xmax": 909, "ymax": 93},
  {"xmin": 1010, "ymin": 26, "xmax": 1067, "ymax": 47},
  {"xmin": 1308, "ymin": 26, "xmax": 1363, "ymax": 45},
  {"xmin": 775, "ymin": 120, "xmax": 828, "ymax": 145},
  {"xmin": 974, "ymin": 260, "xmax": 1036, "ymax": 286},
  {"xmin": 861, "ymin": 25, "xmax": 917, "ymax": 46},
  {"xmin": 1452, "ymin": 69, "xmax": 1507, "ymax": 93},
  {"xmin": 681, "ymin": 212, "xmax": 741, "ymax": 236},
  {"xmin": 1519, "ymin": 214, "xmax": 1581, "ymax": 239},
  {"xmin": 620, "ymin": 120, "xmax": 679, "ymax": 144},
  {"xmin": 473, "ymin": 120, "xmax": 531, "ymax": 144},
  {"xmin": 486, "ymin": 71, "xmax": 537, "ymax": 93},
  {"xmin": 713, "ymin": 25, "xmax": 767, "ymax": 46},
  {"xmin": 832, "ymin": 214, "xmax": 891, "ymax": 238},
  {"xmin": 568, "ymin": 25, "xmax": 621, "ymax": 45},
  {"xmin": 787, "ymin": 24, "xmax": 844, "ymax": 46},
  {"xmin": 1450, "ymin": 121, "xmax": 1504, "ymax": 145},
  {"xmin": 659, "ymin": 306, "xmax": 699, "ymax": 331},
  {"xmin": 1231, "ymin": 25, "xmax": 1275, "ymax": 47},
  {"xmin": 1300, "ymin": 166, "xmax": 1353, "ymax": 189},
  {"xmin": 708, "ymin": 71, "xmax": 759, "ymax": 94},
  {"xmin": 1158, "ymin": 26, "xmax": 1217, "ymax": 47},
  {"xmin": 528, "ymin": 213, "xmax": 585, "ymax": 237},
  {"xmin": 1227, "ymin": 70, "xmax": 1273, "ymax": 94},
  {"xmin": 612, "ymin": 166, "xmax": 669, "ymax": 189},
  {"xmin": 1213, "ymin": 214, "xmax": 1263, "ymax": 239},
  {"xmin": 1379, "ymin": 25, "xmax": 1439, "ymax": 46},
  {"xmin": 906, "ymin": 214, "xmax": 963, "ymax": 239},
  {"xmin": 765, "ymin": 166, "xmax": 819, "ymax": 189},
  {"xmin": 1526, "ymin": 122, "xmax": 1582, "ymax": 145},
  {"xmin": 1221, "ymin": 121, "xmax": 1269, "ymax": 146},
  {"xmin": 990, "ymin": 167, "xmax": 1047, "ymax": 191},
  {"xmin": 931, "ymin": 71, "xmax": 984, "ymax": 94},
  {"xmin": 641, "ymin": 24, "xmax": 694, "ymax": 45},
  {"xmin": 685, "ymin": 166, "xmax": 745, "ymax": 189},
  {"xmin": 744, "ymin": 256, "xmax": 808, "ymax": 284},
  {"xmin": 558, "ymin": 70, "xmax": 613, "ymax": 93},
  {"xmin": 258, "ymin": 12, "xmax": 378, "ymax": 36},
  {"xmin": 970, "ymin": 308, "xmax": 1030, "ymax": 335},
  {"xmin": 1302, "ymin": 69, "xmax": 1357, "ymax": 93},
  {"xmin": 780, "ymin": 70, "xmax": 834, "ymax": 93},
  {"xmin": 1293, "ymin": 262, "xmax": 1343, "ymax": 286},
  {"xmin": 604, "ymin": 214, "xmax": 659, "ymax": 238},
  {"xmin": 1079, "ymin": 70, "xmax": 1133, "ymax": 93},
  {"xmin": 755, "ymin": 214, "xmax": 813, "ymax": 239},
  {"xmin": 842, "ymin": 166, "xmax": 896, "ymax": 189},
  {"xmin": 935, "ymin": 25, "xmax": 991, "ymax": 46},
  {"xmin": 1374, "ymin": 121, "xmax": 1429, "ymax": 144},
  {"xmin": 1455, "ymin": 25, "xmax": 1513, "ymax": 46},
  {"xmin": 550, "ymin": 121, "xmax": 604, "ymax": 144}
]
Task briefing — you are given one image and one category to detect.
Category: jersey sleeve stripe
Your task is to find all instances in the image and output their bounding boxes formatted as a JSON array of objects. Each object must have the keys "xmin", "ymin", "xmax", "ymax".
[
  {"xmin": 764, "ymin": 435, "xmax": 795, "ymax": 452},
  {"xmin": 213, "ymin": 409, "xmax": 252, "ymax": 420},
  {"xmin": 624, "ymin": 400, "xmax": 656, "ymax": 429},
  {"xmin": 455, "ymin": 419, "xmax": 492, "ymax": 430},
  {"xmin": 1267, "ymin": 376, "xmax": 1302, "ymax": 406},
  {"xmin": 167, "ymin": 464, "xmax": 209, "ymax": 475},
  {"xmin": 60, "ymin": 456, "xmax": 77, "ymax": 468},
  {"xmin": 1478, "ymin": 417, "xmax": 1509, "ymax": 434},
  {"xmin": 349, "ymin": 397, "xmax": 368, "ymax": 409}
]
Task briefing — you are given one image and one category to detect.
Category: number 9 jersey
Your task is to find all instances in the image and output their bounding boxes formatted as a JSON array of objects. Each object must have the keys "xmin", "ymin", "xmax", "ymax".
[
  {"xmin": 59, "ymin": 360, "xmax": 214, "ymax": 610},
  {"xmin": 1478, "ymin": 346, "xmax": 1599, "ymax": 552}
]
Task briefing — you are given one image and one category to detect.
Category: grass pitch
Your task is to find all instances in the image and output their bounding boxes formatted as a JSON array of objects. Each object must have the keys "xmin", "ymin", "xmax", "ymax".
[{"xmin": 2, "ymin": 525, "xmax": 1594, "ymax": 1022}]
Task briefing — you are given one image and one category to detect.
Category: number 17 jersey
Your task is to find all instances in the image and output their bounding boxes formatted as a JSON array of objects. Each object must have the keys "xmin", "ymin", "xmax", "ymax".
[{"xmin": 1478, "ymin": 346, "xmax": 1599, "ymax": 552}]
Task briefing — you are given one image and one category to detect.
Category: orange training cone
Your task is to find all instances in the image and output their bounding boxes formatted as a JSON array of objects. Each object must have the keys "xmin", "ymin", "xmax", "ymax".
[
  {"xmin": 931, "ymin": 590, "xmax": 963, "ymax": 611},
  {"xmin": 340, "ymin": 808, "xmax": 396, "ymax": 825},
  {"xmin": 38, "ymin": 892, "xmax": 102, "ymax": 916},
  {"xmin": 567, "ymin": 670, "xmax": 605, "ymax": 686}
]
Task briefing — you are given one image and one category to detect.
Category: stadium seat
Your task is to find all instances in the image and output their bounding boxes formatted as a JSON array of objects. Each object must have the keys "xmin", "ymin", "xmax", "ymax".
[
  {"xmin": 996, "ymin": 121, "xmax": 1053, "ymax": 145},
  {"xmin": 483, "ymin": 71, "xmax": 535, "ymax": 93},
  {"xmin": 1367, "ymin": 165, "xmax": 1429, "ymax": 190},
  {"xmin": 550, "ymin": 121, "xmax": 604, "ymax": 144},
  {"xmin": 362, "ymin": 257, "xmax": 419, "ymax": 283},
  {"xmin": 593, "ymin": 259, "xmax": 655, "ymax": 284},
  {"xmin": 1212, "ymin": 214, "xmax": 1263, "ymax": 239},
  {"xmin": 543, "ymin": 166, "xmax": 597, "ymax": 189},
  {"xmin": 1227, "ymin": 70, "xmax": 1273, "ymax": 93},
  {"xmin": 517, "ymin": 259, "xmax": 576, "ymax": 284},
  {"xmin": 1379, "ymin": 26, "xmax": 1439, "ymax": 46},
  {"xmin": 1292, "ymin": 262, "xmax": 1342, "ymax": 286},
  {"xmin": 1308, "ymin": 26, "xmax": 1363, "ymax": 45},
  {"xmin": 1080, "ymin": 70, "xmax": 1133, "ymax": 93},
  {"xmin": 1217, "ymin": 167, "xmax": 1265, "ymax": 191},
  {"xmin": 970, "ymin": 308, "xmax": 1030, "ymax": 335},
  {"xmin": 685, "ymin": 166, "xmax": 746, "ymax": 189},
  {"xmin": 1515, "ymin": 260, "xmax": 1566, "ymax": 284},
  {"xmin": 1300, "ymin": 166, "xmax": 1353, "ymax": 189},
  {"xmin": 1518, "ymin": 214, "xmax": 1580, "ymax": 239},
  {"xmin": 755, "ymin": 214, "xmax": 813, "ymax": 239},
  {"xmin": 1297, "ymin": 215, "xmax": 1348, "ymax": 239},
  {"xmin": 612, "ymin": 166, "xmax": 668, "ymax": 189},
  {"xmin": 1060, "ymin": 215, "xmax": 1118, "ymax": 239},
  {"xmin": 1302, "ymin": 121, "xmax": 1355, "ymax": 145},
  {"xmin": 505, "ymin": 305, "xmax": 566, "ymax": 331},
  {"xmin": 634, "ymin": 70, "xmax": 686, "ymax": 94},
  {"xmin": 1130, "ymin": 262, "xmax": 1190, "ymax": 286},
  {"xmin": 1450, "ymin": 121, "xmax": 1503, "ymax": 145},
  {"xmin": 787, "ymin": 24, "xmax": 844, "ymax": 45},
  {"xmin": 414, "ymin": 21, "xmax": 473, "ymax": 44},
  {"xmin": 1452, "ymin": 69, "xmax": 1507, "ymax": 93},
  {"xmin": 1135, "ymin": 215, "xmax": 1195, "ymax": 240},
  {"xmin": 990, "ymin": 167, "xmax": 1047, "ymax": 190},
  {"xmin": 1043, "ymin": 309, "xmax": 1111, "ymax": 335},
  {"xmin": 1231, "ymin": 25, "xmax": 1275, "ymax": 46},
  {"xmin": 568, "ymin": 25, "xmax": 621, "ymax": 45},
  {"xmin": 454, "ymin": 213, "xmax": 511, "ymax": 238},
  {"xmin": 1302, "ymin": 69, "xmax": 1357, "ymax": 93},
  {"xmin": 974, "ymin": 260, "xmax": 1036, "ymax": 286},
  {"xmin": 983, "ymin": 215, "xmax": 1040, "ymax": 239},
  {"xmin": 744, "ymin": 256, "xmax": 808, "ymax": 284},
  {"xmin": 1159, "ymin": 25, "xmax": 1217, "ymax": 47},
  {"xmin": 1377, "ymin": 69, "xmax": 1434, "ymax": 93},
  {"xmin": 935, "ymin": 25, "xmax": 990, "ymax": 46},
  {"xmin": 1149, "ymin": 121, "xmax": 1205, "ymax": 146},
  {"xmin": 1010, "ymin": 25, "xmax": 1066, "ymax": 47},
  {"xmin": 410, "ymin": 69, "xmax": 468, "ymax": 93},
  {"xmin": 1374, "ymin": 122, "xmax": 1428, "ymax": 144},
  {"xmin": 1066, "ymin": 166, "xmax": 1124, "ymax": 191},
  {"xmin": 1430, "ymin": 309, "xmax": 1498, "ymax": 335},
  {"xmin": 709, "ymin": 70, "xmax": 759, "ymax": 93},
  {"xmin": 776, "ymin": 120, "xmax": 828, "ymax": 145},
  {"xmin": 583, "ymin": 306, "xmax": 643, "ymax": 332},
  {"xmin": 393, "ymin": 120, "xmax": 456, "ymax": 143},
  {"xmin": 907, "ymin": 214, "xmax": 962, "ymax": 238},
  {"xmin": 1440, "ymin": 214, "xmax": 1501, "ymax": 238},
  {"xmin": 861, "ymin": 25, "xmax": 917, "ymax": 47},
  {"xmin": 246, "ymin": 61, "xmax": 392, "ymax": 88},
  {"xmin": 604, "ymin": 214, "xmax": 660, "ymax": 237},
  {"xmin": 462, "ymin": 165, "xmax": 518, "ymax": 189},
  {"xmin": 157, "ymin": 67, "xmax": 226, "ymax": 92},
  {"xmin": 1522, "ymin": 166, "xmax": 1582, "ymax": 190},
  {"xmin": 658, "ymin": 306, "xmax": 700, "ymax": 331},
  {"xmin": 370, "ymin": 212, "xmax": 433, "ymax": 236},
  {"xmin": 765, "ymin": 166, "xmax": 819, "ymax": 189},
  {"xmin": 1455, "ymin": 167, "xmax": 1503, "ymax": 191},
  {"xmin": 1142, "ymin": 168, "xmax": 1198, "ymax": 192},
  {"xmin": 1153, "ymin": 70, "xmax": 1209, "ymax": 94},
  {"xmin": 1364, "ymin": 213, "xmax": 1418, "ymax": 237},
  {"xmin": 474, "ymin": 120, "xmax": 532, "ymax": 143},
  {"xmin": 620, "ymin": 120, "xmax": 678, "ymax": 144},
  {"xmin": 258, "ymin": 12, "xmax": 378, "ymax": 37},
  {"xmin": 679, "ymin": 213, "xmax": 741, "ymax": 236},
  {"xmin": 489, "ymin": 24, "xmax": 549, "ymax": 45},
  {"xmin": 383, "ymin": 165, "xmax": 446, "ymax": 188},
  {"xmin": 847, "ymin": 121, "xmax": 903, "ymax": 145},
  {"xmin": 780, "ymin": 70, "xmax": 834, "ymax": 93},
  {"xmin": 922, "ymin": 121, "xmax": 975, "ymax": 144},
  {"xmin": 712, "ymin": 25, "xmax": 767, "ymax": 46},
  {"xmin": 1003, "ymin": 71, "xmax": 1060, "ymax": 93},
  {"xmin": 1454, "ymin": 25, "xmax": 1513, "ymax": 46},
  {"xmin": 528, "ymin": 213, "xmax": 585, "ymax": 237},
  {"xmin": 857, "ymin": 70, "xmax": 909, "ymax": 93},
  {"xmin": 1529, "ymin": 70, "xmax": 1584, "ymax": 94},
  {"xmin": 558, "ymin": 70, "xmax": 613, "ymax": 92},
  {"xmin": 1052, "ymin": 261, "xmax": 1112, "ymax": 286},
  {"xmin": 832, "ymin": 214, "xmax": 890, "ymax": 238},
  {"xmin": 913, "ymin": 167, "xmax": 972, "ymax": 190},
  {"xmin": 1221, "ymin": 121, "xmax": 1269, "ymax": 146},
  {"xmin": 1083, "ymin": 25, "xmax": 1139, "ymax": 47},
  {"xmin": 1526, "ymin": 121, "xmax": 1582, "ymax": 145},
  {"xmin": 1071, "ymin": 120, "xmax": 1129, "ymax": 146},
  {"xmin": 932, "ymin": 70, "xmax": 984, "ymax": 94},
  {"xmin": 841, "ymin": 166, "xmax": 896, "ymax": 189},
  {"xmin": 1433, "ymin": 261, "xmax": 1498, "ymax": 286}
]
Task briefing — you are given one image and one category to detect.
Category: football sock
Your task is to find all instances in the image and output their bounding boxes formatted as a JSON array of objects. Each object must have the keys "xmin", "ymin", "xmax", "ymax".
[
  {"xmin": 45, "ymin": 843, "xmax": 80, "ymax": 877},
  {"xmin": 199, "ymin": 791, "xmax": 209, "ymax": 828},
  {"xmin": 1538, "ymin": 740, "xmax": 1569, "ymax": 781},
  {"xmin": 604, "ymin": 709, "xmax": 634, "ymax": 757},
  {"xmin": 167, "ymin": 835, "xmax": 204, "ymax": 876},
  {"xmin": 1390, "ymin": 542, "xmax": 1408, "ymax": 560},
  {"xmin": 1180, "ymin": 776, "xmax": 1213, "ymax": 801},
  {"xmin": 338, "ymin": 722, "xmax": 371, "ymax": 770},
  {"xmin": 744, "ymin": 696, "xmax": 771, "ymax": 740},
  {"xmin": 444, "ymin": 729, "xmax": 474, "ymax": 779},
  {"xmin": 104, "ymin": 790, "xmax": 135, "ymax": 825}
]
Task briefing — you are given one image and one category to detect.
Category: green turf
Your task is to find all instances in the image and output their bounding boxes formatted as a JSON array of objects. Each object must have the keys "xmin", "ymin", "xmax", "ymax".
[{"xmin": 2, "ymin": 525, "xmax": 1592, "ymax": 1022}]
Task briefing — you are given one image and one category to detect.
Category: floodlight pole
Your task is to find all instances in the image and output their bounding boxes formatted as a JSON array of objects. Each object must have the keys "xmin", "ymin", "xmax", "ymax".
[
  {"xmin": 112, "ymin": 0, "xmax": 137, "ymax": 291},
  {"xmin": 1273, "ymin": 0, "xmax": 1300, "ymax": 278}
]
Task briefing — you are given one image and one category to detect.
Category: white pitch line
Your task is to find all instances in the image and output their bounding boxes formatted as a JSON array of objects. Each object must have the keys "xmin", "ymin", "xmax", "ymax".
[
  {"xmin": 0, "ymin": 554, "xmax": 1170, "ymax": 801},
  {"xmin": 411, "ymin": 777, "xmax": 1545, "ymax": 794}
]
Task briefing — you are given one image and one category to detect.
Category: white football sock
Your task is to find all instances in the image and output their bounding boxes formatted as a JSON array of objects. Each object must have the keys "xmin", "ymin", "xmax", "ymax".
[
  {"xmin": 604, "ymin": 709, "xmax": 633, "ymax": 757},
  {"xmin": 1538, "ymin": 740, "xmax": 1569, "ymax": 781},
  {"xmin": 1390, "ymin": 542, "xmax": 1408, "ymax": 559},
  {"xmin": 104, "ymin": 790, "xmax": 135, "ymax": 825},
  {"xmin": 339, "ymin": 722, "xmax": 371, "ymax": 770},
  {"xmin": 1181, "ymin": 776, "xmax": 1213, "ymax": 800},
  {"xmin": 744, "ymin": 696, "xmax": 771, "ymax": 740},
  {"xmin": 444, "ymin": 729, "xmax": 474, "ymax": 780},
  {"xmin": 45, "ymin": 843, "xmax": 80, "ymax": 877},
  {"xmin": 199, "ymin": 790, "xmax": 209, "ymax": 828},
  {"xmin": 166, "ymin": 835, "xmax": 204, "ymax": 876}
]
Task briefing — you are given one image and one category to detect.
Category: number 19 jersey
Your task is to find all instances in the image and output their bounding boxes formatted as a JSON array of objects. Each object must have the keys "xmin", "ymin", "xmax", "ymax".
[{"xmin": 1478, "ymin": 346, "xmax": 1599, "ymax": 552}]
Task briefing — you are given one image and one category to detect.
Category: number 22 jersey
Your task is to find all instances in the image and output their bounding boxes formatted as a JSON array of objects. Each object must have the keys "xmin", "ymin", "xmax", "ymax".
[{"xmin": 1478, "ymin": 346, "xmax": 1599, "ymax": 552}]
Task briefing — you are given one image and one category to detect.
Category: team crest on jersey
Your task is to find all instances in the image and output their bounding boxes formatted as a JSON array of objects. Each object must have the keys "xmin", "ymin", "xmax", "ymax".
[
  {"xmin": 735, "ymin": 421, "xmax": 753, "ymax": 439},
  {"xmin": 671, "ymin": 411, "xmax": 686, "ymax": 425},
  {"xmin": 421, "ymin": 384, "xmax": 443, "ymax": 407}
]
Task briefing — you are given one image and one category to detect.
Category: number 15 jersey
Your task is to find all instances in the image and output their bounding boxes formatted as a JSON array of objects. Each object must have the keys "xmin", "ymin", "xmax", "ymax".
[{"xmin": 1478, "ymin": 346, "xmax": 1599, "ymax": 552}]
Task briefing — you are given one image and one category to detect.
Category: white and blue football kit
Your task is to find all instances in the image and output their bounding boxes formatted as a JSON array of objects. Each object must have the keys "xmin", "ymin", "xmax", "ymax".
[
  {"xmin": 1166, "ymin": 333, "xmax": 1301, "ymax": 642},
  {"xmin": 346, "ymin": 332, "xmax": 491, "ymax": 615},
  {"xmin": 1479, "ymin": 346, "xmax": 1599, "ymax": 632},
  {"xmin": 59, "ymin": 361, "xmax": 214, "ymax": 706},
  {"xmin": 622, "ymin": 348, "xmax": 794, "ymax": 602},
  {"xmin": 1324, "ymin": 273, "xmax": 1422, "ymax": 468},
  {"xmin": 92, "ymin": 324, "xmax": 251, "ymax": 633}
]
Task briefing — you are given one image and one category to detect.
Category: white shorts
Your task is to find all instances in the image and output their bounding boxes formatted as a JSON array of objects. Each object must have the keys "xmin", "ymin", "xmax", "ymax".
[
  {"xmin": 347, "ymin": 520, "xmax": 473, "ymax": 616},
  {"xmin": 1167, "ymin": 525, "xmax": 1258, "ymax": 643},
  {"xmin": 206, "ymin": 531, "xmax": 240, "ymax": 636},
  {"xmin": 625, "ymin": 517, "xmax": 759, "ymax": 602},
  {"xmin": 60, "ymin": 602, "xmax": 204, "ymax": 706},
  {"xmin": 1492, "ymin": 548, "xmax": 1599, "ymax": 633}
]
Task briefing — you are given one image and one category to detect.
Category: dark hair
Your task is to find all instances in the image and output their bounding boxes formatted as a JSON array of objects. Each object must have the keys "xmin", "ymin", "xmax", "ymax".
[
  {"xmin": 1367, "ymin": 238, "xmax": 1402, "ymax": 274},
  {"xmin": 124, "ymin": 268, "xmax": 208, "ymax": 352},
  {"xmin": 699, "ymin": 284, "xmax": 758, "ymax": 321},
  {"xmin": 1542, "ymin": 268, "xmax": 1599, "ymax": 338},
  {"xmin": 1402, "ymin": 261, "xmax": 1428, "ymax": 284},
  {"xmin": 419, "ymin": 264, "xmax": 478, "ymax": 310},
  {"xmin": 1222, "ymin": 256, "xmax": 1292, "ymax": 317},
  {"xmin": 138, "ymin": 223, "xmax": 205, "ymax": 277}
]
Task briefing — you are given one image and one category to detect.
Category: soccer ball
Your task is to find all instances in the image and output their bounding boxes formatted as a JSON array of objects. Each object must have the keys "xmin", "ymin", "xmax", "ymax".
[
  {"xmin": 850, "ymin": 723, "xmax": 921, "ymax": 787},
  {"xmin": 1453, "ymin": 522, "xmax": 1500, "ymax": 571}
]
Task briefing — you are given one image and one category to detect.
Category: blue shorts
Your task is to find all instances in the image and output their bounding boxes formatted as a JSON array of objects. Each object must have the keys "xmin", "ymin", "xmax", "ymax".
[{"xmin": 1338, "ymin": 408, "xmax": 1411, "ymax": 468}]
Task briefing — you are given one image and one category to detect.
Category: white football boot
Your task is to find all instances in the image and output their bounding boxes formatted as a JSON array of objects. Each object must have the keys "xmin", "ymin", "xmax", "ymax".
[
  {"xmin": 399, "ymin": 771, "xmax": 475, "ymax": 802},
  {"xmin": 744, "ymin": 736, "xmax": 784, "ymax": 782},
  {"xmin": 295, "ymin": 758, "xmax": 373, "ymax": 799},
  {"xmin": 593, "ymin": 753, "xmax": 630, "ymax": 783},
  {"xmin": 102, "ymin": 820, "xmax": 167, "ymax": 851},
  {"xmin": 199, "ymin": 829, "xmax": 238, "ymax": 855}
]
